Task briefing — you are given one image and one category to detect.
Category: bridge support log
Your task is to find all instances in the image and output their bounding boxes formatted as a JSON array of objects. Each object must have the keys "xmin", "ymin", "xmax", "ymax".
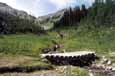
[{"xmin": 41, "ymin": 51, "xmax": 99, "ymax": 67}]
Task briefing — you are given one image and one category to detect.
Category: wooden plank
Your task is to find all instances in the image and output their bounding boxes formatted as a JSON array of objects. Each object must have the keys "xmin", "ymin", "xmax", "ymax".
[{"xmin": 41, "ymin": 51, "xmax": 95, "ymax": 57}]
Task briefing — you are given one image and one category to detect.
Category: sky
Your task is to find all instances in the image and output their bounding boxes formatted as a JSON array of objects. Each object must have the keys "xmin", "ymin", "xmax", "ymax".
[{"xmin": 0, "ymin": 0, "xmax": 95, "ymax": 17}]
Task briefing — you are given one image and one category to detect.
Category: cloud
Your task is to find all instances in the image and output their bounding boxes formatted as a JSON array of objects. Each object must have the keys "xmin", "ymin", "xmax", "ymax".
[
  {"xmin": 50, "ymin": 0, "xmax": 76, "ymax": 9},
  {"xmin": 35, "ymin": 0, "xmax": 57, "ymax": 16},
  {"xmin": 0, "ymin": 0, "xmax": 94, "ymax": 17},
  {"xmin": 0, "ymin": 0, "xmax": 16, "ymax": 6}
]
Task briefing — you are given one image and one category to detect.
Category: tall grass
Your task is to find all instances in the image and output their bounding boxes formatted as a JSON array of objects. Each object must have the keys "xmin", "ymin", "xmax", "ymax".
[
  {"xmin": 0, "ymin": 25, "xmax": 115, "ymax": 56},
  {"xmin": 0, "ymin": 34, "xmax": 53, "ymax": 56},
  {"xmin": 72, "ymin": 67, "xmax": 89, "ymax": 76},
  {"xmin": 49, "ymin": 25, "xmax": 115, "ymax": 54}
]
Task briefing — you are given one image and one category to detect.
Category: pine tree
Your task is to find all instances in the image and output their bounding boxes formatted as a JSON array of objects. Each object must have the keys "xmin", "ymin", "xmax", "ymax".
[{"xmin": 106, "ymin": 0, "xmax": 112, "ymax": 3}]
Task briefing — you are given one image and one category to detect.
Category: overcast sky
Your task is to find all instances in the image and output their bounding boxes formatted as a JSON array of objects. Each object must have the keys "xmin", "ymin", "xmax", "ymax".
[{"xmin": 0, "ymin": 0, "xmax": 95, "ymax": 17}]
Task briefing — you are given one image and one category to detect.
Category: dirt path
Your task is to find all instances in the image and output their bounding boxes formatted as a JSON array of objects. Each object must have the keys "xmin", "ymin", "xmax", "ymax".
[
  {"xmin": 0, "ymin": 55, "xmax": 64, "ymax": 76},
  {"xmin": 0, "ymin": 70, "xmax": 64, "ymax": 76}
]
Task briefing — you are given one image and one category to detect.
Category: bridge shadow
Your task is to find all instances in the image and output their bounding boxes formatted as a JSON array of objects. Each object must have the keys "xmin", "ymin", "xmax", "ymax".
[{"xmin": 0, "ymin": 66, "xmax": 54, "ymax": 74}]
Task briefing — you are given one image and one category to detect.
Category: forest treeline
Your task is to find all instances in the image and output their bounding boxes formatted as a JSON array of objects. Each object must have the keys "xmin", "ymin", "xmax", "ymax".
[
  {"xmin": 0, "ymin": 0, "xmax": 115, "ymax": 34},
  {"xmin": 89, "ymin": 0, "xmax": 115, "ymax": 27},
  {"xmin": 54, "ymin": 0, "xmax": 115, "ymax": 28},
  {"xmin": 54, "ymin": 4, "xmax": 88, "ymax": 27}
]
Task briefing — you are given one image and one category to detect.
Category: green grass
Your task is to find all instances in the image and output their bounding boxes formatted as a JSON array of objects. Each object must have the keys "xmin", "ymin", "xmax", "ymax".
[
  {"xmin": 0, "ymin": 25, "xmax": 115, "ymax": 55},
  {"xmin": 72, "ymin": 67, "xmax": 89, "ymax": 76},
  {"xmin": 0, "ymin": 34, "xmax": 54, "ymax": 56},
  {"xmin": 0, "ymin": 24, "xmax": 115, "ymax": 70},
  {"xmin": 49, "ymin": 26, "xmax": 115, "ymax": 54},
  {"xmin": 61, "ymin": 66, "xmax": 89, "ymax": 76}
]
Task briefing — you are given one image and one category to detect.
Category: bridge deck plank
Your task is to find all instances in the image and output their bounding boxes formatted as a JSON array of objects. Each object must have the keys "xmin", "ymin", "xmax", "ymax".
[{"xmin": 41, "ymin": 51, "xmax": 95, "ymax": 57}]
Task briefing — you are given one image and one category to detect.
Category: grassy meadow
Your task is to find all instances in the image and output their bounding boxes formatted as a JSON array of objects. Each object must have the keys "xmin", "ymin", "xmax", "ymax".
[
  {"xmin": 0, "ymin": 25, "xmax": 115, "ymax": 56},
  {"xmin": 0, "ymin": 26, "xmax": 115, "ymax": 76}
]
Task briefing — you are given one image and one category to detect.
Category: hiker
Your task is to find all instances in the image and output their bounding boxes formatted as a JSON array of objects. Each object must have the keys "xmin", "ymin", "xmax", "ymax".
[
  {"xmin": 52, "ymin": 44, "xmax": 60, "ymax": 52},
  {"xmin": 57, "ymin": 31, "xmax": 64, "ymax": 39},
  {"xmin": 51, "ymin": 40, "xmax": 61, "ymax": 52}
]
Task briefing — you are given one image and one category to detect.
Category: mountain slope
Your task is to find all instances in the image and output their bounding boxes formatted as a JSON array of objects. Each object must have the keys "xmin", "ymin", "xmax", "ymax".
[
  {"xmin": 37, "ymin": 9, "xmax": 65, "ymax": 30},
  {"xmin": 0, "ymin": 2, "xmax": 66, "ymax": 31},
  {"xmin": 0, "ymin": 3, "xmax": 35, "ymax": 20},
  {"xmin": 0, "ymin": 2, "xmax": 44, "ymax": 34}
]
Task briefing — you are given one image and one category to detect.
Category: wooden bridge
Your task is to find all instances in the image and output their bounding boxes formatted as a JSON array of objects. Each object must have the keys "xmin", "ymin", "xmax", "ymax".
[{"xmin": 41, "ymin": 51, "xmax": 99, "ymax": 67}]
